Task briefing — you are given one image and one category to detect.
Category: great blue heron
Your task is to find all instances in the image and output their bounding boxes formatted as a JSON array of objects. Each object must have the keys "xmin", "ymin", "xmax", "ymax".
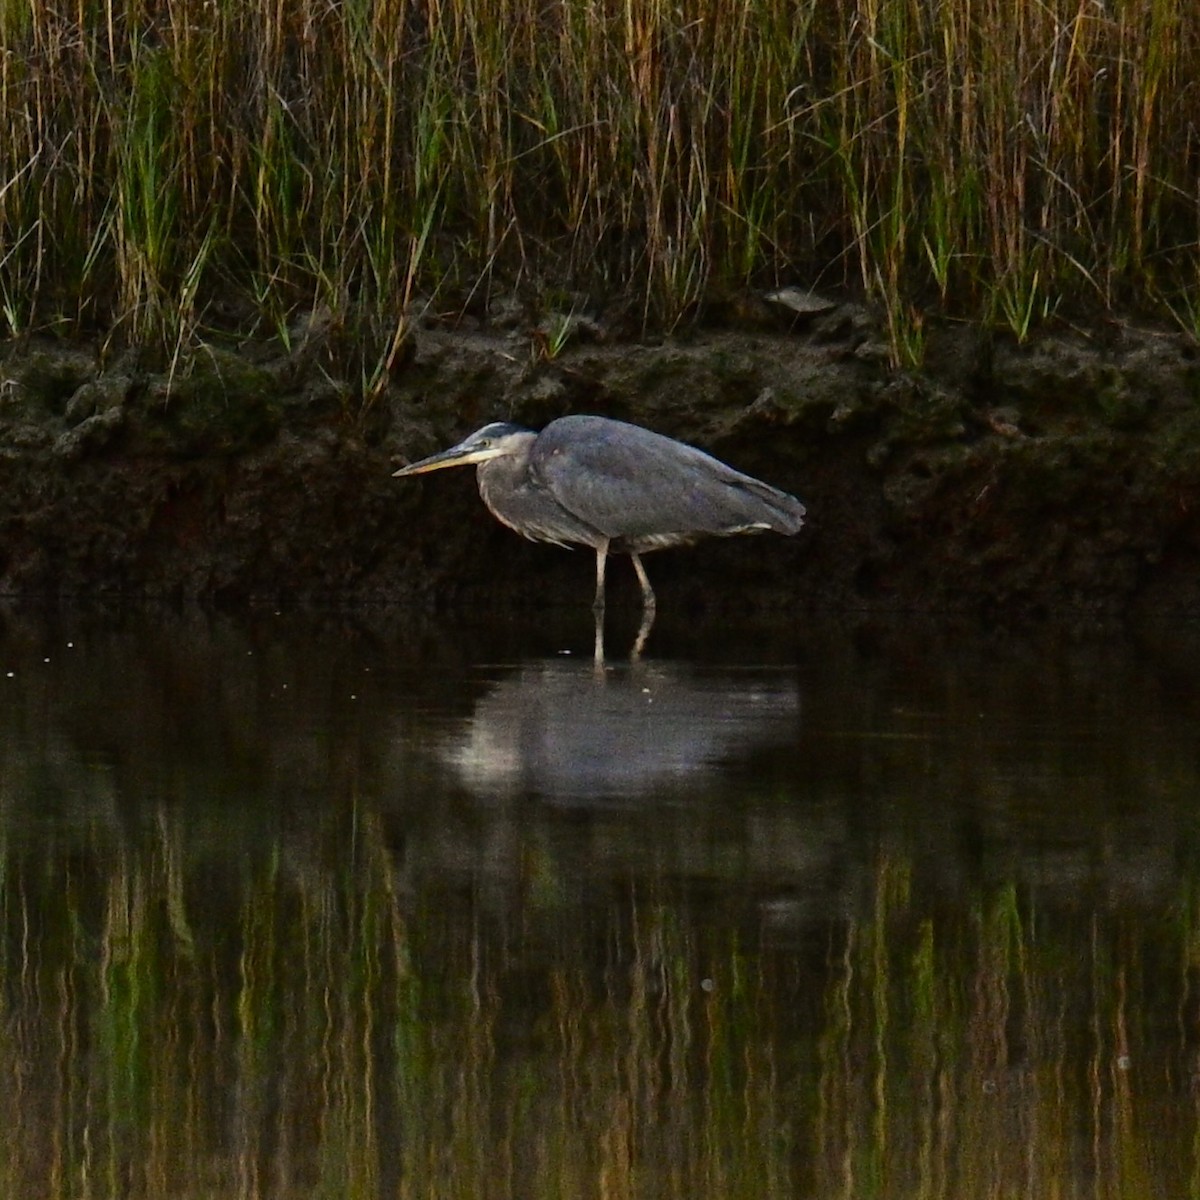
[{"xmin": 392, "ymin": 414, "xmax": 806, "ymax": 611}]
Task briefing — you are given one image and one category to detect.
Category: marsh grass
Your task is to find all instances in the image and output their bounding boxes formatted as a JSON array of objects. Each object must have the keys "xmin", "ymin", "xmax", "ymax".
[{"xmin": 1, "ymin": 0, "xmax": 1198, "ymax": 365}]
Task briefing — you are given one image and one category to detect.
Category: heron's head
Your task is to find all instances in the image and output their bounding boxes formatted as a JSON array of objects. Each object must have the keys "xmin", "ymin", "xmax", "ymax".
[{"xmin": 392, "ymin": 422, "xmax": 531, "ymax": 477}]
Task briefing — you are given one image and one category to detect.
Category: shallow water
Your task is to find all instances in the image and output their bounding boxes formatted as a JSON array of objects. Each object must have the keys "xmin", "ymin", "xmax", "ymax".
[{"xmin": 1, "ymin": 605, "xmax": 1198, "ymax": 1199}]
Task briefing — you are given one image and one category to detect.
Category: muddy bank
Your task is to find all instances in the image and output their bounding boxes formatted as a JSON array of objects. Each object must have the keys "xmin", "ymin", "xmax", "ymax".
[{"xmin": 1, "ymin": 306, "xmax": 1198, "ymax": 621}]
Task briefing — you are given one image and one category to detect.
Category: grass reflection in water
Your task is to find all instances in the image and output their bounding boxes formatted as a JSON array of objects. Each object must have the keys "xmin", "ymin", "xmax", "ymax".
[{"xmin": 0, "ymin": 823, "xmax": 1195, "ymax": 1199}]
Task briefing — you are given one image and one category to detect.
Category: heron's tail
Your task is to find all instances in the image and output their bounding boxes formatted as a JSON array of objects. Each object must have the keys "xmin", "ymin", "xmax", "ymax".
[{"xmin": 736, "ymin": 479, "xmax": 807, "ymax": 535}]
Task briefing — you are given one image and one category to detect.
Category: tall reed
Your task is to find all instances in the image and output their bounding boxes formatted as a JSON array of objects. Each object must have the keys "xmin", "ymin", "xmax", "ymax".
[{"xmin": 1, "ymin": 0, "xmax": 1198, "ymax": 365}]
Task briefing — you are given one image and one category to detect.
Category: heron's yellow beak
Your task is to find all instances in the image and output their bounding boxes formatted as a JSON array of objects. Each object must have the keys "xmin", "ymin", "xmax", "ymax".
[{"xmin": 392, "ymin": 442, "xmax": 503, "ymax": 476}]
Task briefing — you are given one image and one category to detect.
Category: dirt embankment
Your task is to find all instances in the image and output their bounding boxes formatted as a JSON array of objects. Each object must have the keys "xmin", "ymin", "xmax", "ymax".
[{"xmin": 1, "ymin": 305, "xmax": 1198, "ymax": 620}]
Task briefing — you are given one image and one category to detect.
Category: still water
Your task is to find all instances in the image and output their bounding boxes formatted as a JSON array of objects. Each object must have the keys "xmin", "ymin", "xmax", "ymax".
[{"xmin": 1, "ymin": 604, "xmax": 1198, "ymax": 1199}]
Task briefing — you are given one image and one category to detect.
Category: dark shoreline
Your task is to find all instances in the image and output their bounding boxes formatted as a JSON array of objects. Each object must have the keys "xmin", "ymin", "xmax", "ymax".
[{"xmin": 1, "ymin": 306, "xmax": 1198, "ymax": 621}]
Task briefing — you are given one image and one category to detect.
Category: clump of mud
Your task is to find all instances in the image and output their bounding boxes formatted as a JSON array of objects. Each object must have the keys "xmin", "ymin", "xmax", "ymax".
[{"xmin": 1, "ymin": 304, "xmax": 1197, "ymax": 620}]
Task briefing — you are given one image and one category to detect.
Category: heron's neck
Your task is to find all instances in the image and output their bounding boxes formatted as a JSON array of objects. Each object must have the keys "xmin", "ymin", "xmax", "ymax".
[{"xmin": 475, "ymin": 434, "xmax": 536, "ymax": 512}]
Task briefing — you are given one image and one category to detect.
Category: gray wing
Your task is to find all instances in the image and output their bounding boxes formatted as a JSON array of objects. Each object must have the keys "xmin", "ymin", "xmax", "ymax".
[{"xmin": 529, "ymin": 415, "xmax": 805, "ymax": 546}]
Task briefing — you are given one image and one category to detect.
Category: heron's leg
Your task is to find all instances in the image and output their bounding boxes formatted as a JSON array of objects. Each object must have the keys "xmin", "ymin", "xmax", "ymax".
[
  {"xmin": 630, "ymin": 553, "xmax": 656, "ymax": 610},
  {"xmin": 592, "ymin": 543, "xmax": 609, "ymax": 612},
  {"xmin": 631, "ymin": 604, "xmax": 655, "ymax": 661},
  {"xmin": 593, "ymin": 606, "xmax": 607, "ymax": 668}
]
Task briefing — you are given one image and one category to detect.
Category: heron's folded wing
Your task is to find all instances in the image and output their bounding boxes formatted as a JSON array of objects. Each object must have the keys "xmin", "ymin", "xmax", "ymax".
[{"xmin": 530, "ymin": 416, "xmax": 804, "ymax": 540}]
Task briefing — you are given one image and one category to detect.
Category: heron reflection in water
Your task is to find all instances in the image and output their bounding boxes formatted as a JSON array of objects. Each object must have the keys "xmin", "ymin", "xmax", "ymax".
[{"xmin": 393, "ymin": 414, "xmax": 807, "ymax": 655}]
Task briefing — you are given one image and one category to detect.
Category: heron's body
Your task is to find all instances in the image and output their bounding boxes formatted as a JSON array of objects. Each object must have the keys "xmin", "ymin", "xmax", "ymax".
[{"xmin": 393, "ymin": 414, "xmax": 806, "ymax": 610}]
